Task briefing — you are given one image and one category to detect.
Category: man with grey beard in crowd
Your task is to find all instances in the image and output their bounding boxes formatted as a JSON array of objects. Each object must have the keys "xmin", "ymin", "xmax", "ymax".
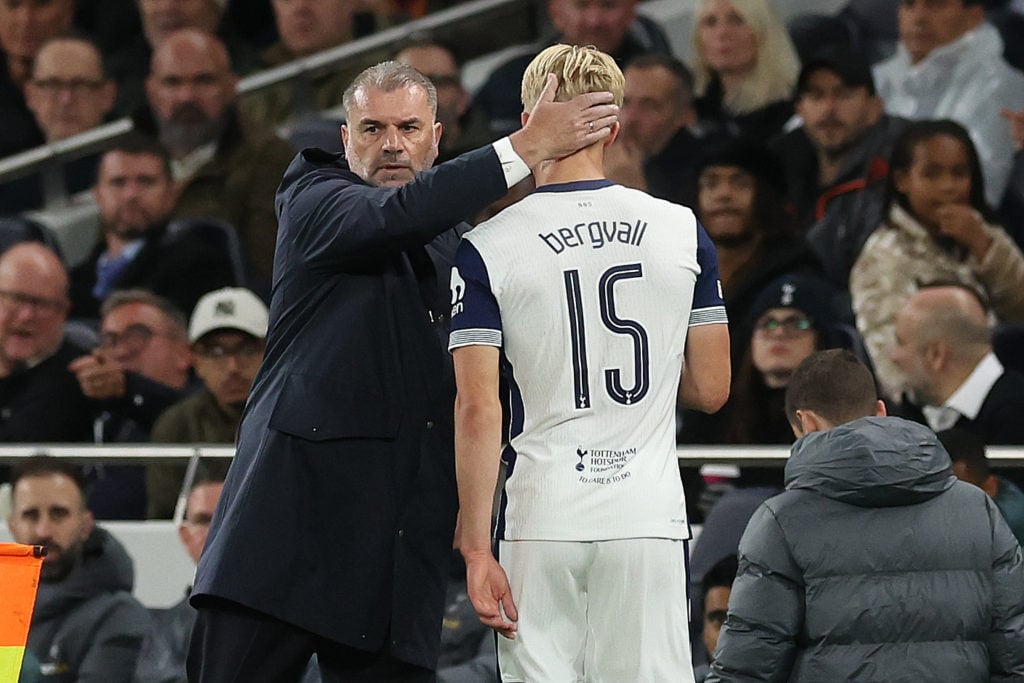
[{"xmin": 136, "ymin": 28, "xmax": 293, "ymax": 286}]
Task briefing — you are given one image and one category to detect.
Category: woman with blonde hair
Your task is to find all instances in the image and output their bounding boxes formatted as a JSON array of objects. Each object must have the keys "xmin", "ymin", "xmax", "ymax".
[{"xmin": 691, "ymin": 0, "xmax": 799, "ymax": 140}]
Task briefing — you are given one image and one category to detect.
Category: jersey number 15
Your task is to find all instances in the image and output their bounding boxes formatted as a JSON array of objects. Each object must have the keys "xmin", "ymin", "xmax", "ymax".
[{"xmin": 563, "ymin": 263, "xmax": 650, "ymax": 410}]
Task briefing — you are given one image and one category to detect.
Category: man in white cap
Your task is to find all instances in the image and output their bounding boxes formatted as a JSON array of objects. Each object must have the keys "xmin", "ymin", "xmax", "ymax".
[{"xmin": 147, "ymin": 287, "xmax": 268, "ymax": 518}]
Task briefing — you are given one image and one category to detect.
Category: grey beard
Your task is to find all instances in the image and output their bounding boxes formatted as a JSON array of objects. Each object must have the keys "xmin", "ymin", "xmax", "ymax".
[{"xmin": 159, "ymin": 117, "xmax": 224, "ymax": 158}]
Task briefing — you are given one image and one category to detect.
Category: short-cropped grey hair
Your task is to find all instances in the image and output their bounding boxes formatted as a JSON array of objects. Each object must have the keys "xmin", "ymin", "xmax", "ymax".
[{"xmin": 342, "ymin": 60, "xmax": 438, "ymax": 119}]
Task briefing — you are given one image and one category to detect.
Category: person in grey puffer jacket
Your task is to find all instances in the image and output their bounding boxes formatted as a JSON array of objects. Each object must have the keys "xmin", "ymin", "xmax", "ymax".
[{"xmin": 707, "ymin": 349, "xmax": 1024, "ymax": 683}]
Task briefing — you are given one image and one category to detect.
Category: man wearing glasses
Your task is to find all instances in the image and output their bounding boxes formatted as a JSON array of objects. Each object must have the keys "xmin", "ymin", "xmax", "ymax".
[
  {"xmin": 147, "ymin": 287, "xmax": 268, "ymax": 519},
  {"xmin": 69, "ymin": 289, "xmax": 196, "ymax": 517},
  {"xmin": 0, "ymin": 242, "xmax": 93, "ymax": 444},
  {"xmin": 0, "ymin": 36, "xmax": 118, "ymax": 213}
]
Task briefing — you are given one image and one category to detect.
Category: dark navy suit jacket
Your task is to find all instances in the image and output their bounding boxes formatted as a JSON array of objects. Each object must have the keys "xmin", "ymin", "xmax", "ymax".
[{"xmin": 192, "ymin": 144, "xmax": 511, "ymax": 669}]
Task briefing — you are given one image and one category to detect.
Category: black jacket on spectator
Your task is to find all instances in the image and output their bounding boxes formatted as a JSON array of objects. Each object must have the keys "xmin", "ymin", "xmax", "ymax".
[
  {"xmin": 85, "ymin": 373, "xmax": 201, "ymax": 520},
  {"xmin": 69, "ymin": 220, "xmax": 238, "ymax": 321},
  {"xmin": 706, "ymin": 417, "xmax": 1024, "ymax": 682},
  {"xmin": 645, "ymin": 127, "xmax": 702, "ymax": 210},
  {"xmin": 0, "ymin": 340, "xmax": 93, "ymax": 443},
  {"xmin": 695, "ymin": 78, "xmax": 794, "ymax": 143},
  {"xmin": 0, "ymin": 51, "xmax": 45, "ymax": 160},
  {"xmin": 769, "ymin": 114, "xmax": 909, "ymax": 286}
]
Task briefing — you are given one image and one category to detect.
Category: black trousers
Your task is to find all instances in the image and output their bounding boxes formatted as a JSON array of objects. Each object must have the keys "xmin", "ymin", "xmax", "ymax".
[{"xmin": 187, "ymin": 597, "xmax": 436, "ymax": 683}]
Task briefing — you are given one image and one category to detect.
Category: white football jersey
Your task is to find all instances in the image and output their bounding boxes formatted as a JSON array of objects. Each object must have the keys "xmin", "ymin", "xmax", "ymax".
[{"xmin": 449, "ymin": 180, "xmax": 726, "ymax": 542}]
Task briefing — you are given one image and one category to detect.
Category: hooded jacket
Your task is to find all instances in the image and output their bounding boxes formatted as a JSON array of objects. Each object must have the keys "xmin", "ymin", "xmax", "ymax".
[
  {"xmin": 706, "ymin": 417, "xmax": 1024, "ymax": 683},
  {"xmin": 873, "ymin": 22, "xmax": 1024, "ymax": 205},
  {"xmin": 25, "ymin": 527, "xmax": 152, "ymax": 683}
]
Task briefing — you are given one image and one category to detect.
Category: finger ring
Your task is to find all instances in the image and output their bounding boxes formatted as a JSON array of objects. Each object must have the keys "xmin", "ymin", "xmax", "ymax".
[{"xmin": 588, "ymin": 121, "xmax": 594, "ymax": 133}]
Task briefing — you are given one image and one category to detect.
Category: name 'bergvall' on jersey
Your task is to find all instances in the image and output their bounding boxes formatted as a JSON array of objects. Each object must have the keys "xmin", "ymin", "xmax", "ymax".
[{"xmin": 539, "ymin": 218, "xmax": 648, "ymax": 254}]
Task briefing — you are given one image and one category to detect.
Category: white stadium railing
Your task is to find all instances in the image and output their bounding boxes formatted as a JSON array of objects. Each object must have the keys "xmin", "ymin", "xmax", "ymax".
[
  {"xmin": 2, "ymin": 444, "xmax": 1021, "ymax": 606},
  {"xmin": 3, "ymin": 444, "xmax": 1023, "ymax": 465}
]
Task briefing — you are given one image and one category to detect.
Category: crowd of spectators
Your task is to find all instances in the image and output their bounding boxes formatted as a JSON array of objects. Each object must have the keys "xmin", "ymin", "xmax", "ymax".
[{"xmin": 2, "ymin": 0, "xmax": 1024, "ymax": 680}]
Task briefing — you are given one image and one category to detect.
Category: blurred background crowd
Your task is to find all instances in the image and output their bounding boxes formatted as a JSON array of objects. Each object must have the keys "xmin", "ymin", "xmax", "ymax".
[{"xmin": 2, "ymin": 0, "xmax": 1024, "ymax": 680}]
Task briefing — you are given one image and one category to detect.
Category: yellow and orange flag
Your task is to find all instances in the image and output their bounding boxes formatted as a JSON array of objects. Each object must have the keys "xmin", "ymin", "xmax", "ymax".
[{"xmin": 0, "ymin": 544, "xmax": 44, "ymax": 683}]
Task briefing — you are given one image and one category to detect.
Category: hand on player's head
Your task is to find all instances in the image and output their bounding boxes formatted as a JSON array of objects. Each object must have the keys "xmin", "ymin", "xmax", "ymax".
[{"xmin": 510, "ymin": 74, "xmax": 619, "ymax": 168}]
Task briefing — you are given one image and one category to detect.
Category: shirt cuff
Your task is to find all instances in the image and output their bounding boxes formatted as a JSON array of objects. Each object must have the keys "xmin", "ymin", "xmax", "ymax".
[{"xmin": 492, "ymin": 137, "xmax": 531, "ymax": 189}]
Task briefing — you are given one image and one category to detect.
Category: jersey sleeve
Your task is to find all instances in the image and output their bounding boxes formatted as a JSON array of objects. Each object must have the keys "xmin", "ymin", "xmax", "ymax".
[
  {"xmin": 448, "ymin": 239, "xmax": 503, "ymax": 350},
  {"xmin": 689, "ymin": 221, "xmax": 729, "ymax": 327}
]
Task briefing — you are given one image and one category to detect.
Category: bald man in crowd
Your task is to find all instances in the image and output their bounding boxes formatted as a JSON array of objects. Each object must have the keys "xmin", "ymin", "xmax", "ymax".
[
  {"xmin": 891, "ymin": 285, "xmax": 1024, "ymax": 445},
  {"xmin": 0, "ymin": 243, "xmax": 93, "ymax": 444},
  {"xmin": 107, "ymin": 0, "xmax": 256, "ymax": 115},
  {"xmin": 137, "ymin": 28, "xmax": 294, "ymax": 285}
]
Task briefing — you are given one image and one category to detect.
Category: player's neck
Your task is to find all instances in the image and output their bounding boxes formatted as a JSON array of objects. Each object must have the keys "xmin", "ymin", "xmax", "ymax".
[{"xmin": 534, "ymin": 146, "xmax": 606, "ymax": 188}]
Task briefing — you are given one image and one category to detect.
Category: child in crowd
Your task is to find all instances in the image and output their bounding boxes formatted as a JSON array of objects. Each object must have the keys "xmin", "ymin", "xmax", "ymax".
[{"xmin": 850, "ymin": 119, "xmax": 1024, "ymax": 399}]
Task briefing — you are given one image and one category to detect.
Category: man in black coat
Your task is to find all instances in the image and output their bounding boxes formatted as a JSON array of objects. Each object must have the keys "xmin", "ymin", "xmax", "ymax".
[
  {"xmin": 188, "ymin": 61, "xmax": 619, "ymax": 681},
  {"xmin": 891, "ymin": 285, "xmax": 1024, "ymax": 445},
  {"xmin": 69, "ymin": 135, "xmax": 238, "ymax": 322},
  {"xmin": 0, "ymin": 242, "xmax": 93, "ymax": 445},
  {"xmin": 768, "ymin": 47, "xmax": 908, "ymax": 287}
]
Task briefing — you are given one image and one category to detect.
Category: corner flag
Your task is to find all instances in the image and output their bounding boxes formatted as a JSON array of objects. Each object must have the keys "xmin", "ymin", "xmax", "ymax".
[{"xmin": 0, "ymin": 544, "xmax": 45, "ymax": 683}]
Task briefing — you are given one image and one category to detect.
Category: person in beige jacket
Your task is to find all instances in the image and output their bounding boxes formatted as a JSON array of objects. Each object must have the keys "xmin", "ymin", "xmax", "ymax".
[{"xmin": 851, "ymin": 120, "xmax": 1024, "ymax": 399}]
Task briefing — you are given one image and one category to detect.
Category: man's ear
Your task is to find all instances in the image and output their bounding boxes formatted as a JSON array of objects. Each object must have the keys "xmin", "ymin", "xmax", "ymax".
[
  {"xmin": 521, "ymin": 111, "xmax": 529, "ymax": 128},
  {"xmin": 793, "ymin": 408, "xmax": 828, "ymax": 436},
  {"xmin": 82, "ymin": 509, "xmax": 95, "ymax": 538},
  {"xmin": 923, "ymin": 339, "xmax": 948, "ymax": 372},
  {"xmin": 892, "ymin": 168, "xmax": 910, "ymax": 196},
  {"xmin": 982, "ymin": 474, "xmax": 1000, "ymax": 498},
  {"xmin": 875, "ymin": 399, "xmax": 887, "ymax": 417},
  {"xmin": 603, "ymin": 120, "xmax": 620, "ymax": 148}
]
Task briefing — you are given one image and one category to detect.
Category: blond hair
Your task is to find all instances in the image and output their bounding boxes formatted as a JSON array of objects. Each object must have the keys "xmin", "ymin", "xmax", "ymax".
[
  {"xmin": 691, "ymin": 0, "xmax": 798, "ymax": 115},
  {"xmin": 520, "ymin": 44, "xmax": 625, "ymax": 111}
]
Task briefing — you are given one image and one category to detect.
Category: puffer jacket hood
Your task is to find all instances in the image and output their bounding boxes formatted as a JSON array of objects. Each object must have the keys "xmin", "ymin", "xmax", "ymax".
[
  {"xmin": 31, "ymin": 526, "xmax": 135, "ymax": 622},
  {"xmin": 785, "ymin": 416, "xmax": 955, "ymax": 508}
]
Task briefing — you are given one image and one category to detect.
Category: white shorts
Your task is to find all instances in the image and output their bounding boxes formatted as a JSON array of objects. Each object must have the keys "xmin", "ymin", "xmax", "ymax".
[{"xmin": 496, "ymin": 538, "xmax": 694, "ymax": 683}]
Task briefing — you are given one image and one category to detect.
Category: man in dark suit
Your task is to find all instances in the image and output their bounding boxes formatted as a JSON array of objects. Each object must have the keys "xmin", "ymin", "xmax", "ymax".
[
  {"xmin": 69, "ymin": 134, "xmax": 238, "ymax": 321},
  {"xmin": 188, "ymin": 61, "xmax": 619, "ymax": 681},
  {"xmin": 890, "ymin": 284, "xmax": 1024, "ymax": 444}
]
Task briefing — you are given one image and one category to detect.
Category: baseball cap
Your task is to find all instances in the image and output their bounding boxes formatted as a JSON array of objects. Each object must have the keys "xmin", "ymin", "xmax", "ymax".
[
  {"xmin": 797, "ymin": 46, "xmax": 876, "ymax": 96},
  {"xmin": 188, "ymin": 287, "xmax": 269, "ymax": 343}
]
